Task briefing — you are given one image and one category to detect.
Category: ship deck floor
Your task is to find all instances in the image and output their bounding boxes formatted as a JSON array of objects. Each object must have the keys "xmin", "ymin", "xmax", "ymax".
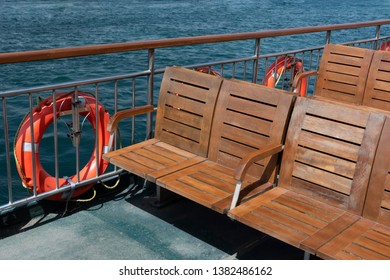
[{"xmin": 0, "ymin": 174, "xmax": 310, "ymax": 260}]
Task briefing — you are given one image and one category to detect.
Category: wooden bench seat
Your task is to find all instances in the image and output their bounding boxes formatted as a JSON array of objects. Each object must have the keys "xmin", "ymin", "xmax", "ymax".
[
  {"xmin": 308, "ymin": 117, "xmax": 390, "ymax": 260},
  {"xmin": 228, "ymin": 97, "xmax": 387, "ymax": 255},
  {"xmin": 363, "ymin": 50, "xmax": 390, "ymax": 111},
  {"xmin": 293, "ymin": 44, "xmax": 374, "ymax": 103},
  {"xmin": 103, "ymin": 66, "xmax": 223, "ymax": 183},
  {"xmin": 156, "ymin": 79, "xmax": 295, "ymax": 214}
]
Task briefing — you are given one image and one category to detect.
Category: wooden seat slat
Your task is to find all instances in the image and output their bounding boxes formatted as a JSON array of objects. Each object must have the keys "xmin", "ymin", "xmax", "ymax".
[
  {"xmin": 219, "ymin": 125, "xmax": 270, "ymax": 152},
  {"xmin": 298, "ymin": 130, "xmax": 360, "ymax": 162},
  {"xmin": 252, "ymin": 203, "xmax": 321, "ymax": 236},
  {"xmin": 295, "ymin": 147, "xmax": 356, "ymax": 178},
  {"xmin": 164, "ymin": 93, "xmax": 208, "ymax": 116},
  {"xmin": 357, "ymin": 232, "xmax": 390, "ymax": 257},
  {"xmin": 216, "ymin": 151, "xmax": 266, "ymax": 176},
  {"xmin": 152, "ymin": 141, "xmax": 200, "ymax": 158},
  {"xmin": 237, "ymin": 207, "xmax": 311, "ymax": 248},
  {"xmin": 305, "ymin": 96, "xmax": 371, "ymax": 126},
  {"xmin": 163, "ymin": 106, "xmax": 203, "ymax": 129},
  {"xmin": 159, "ymin": 117, "xmax": 201, "ymax": 143},
  {"xmin": 254, "ymin": 201, "xmax": 327, "ymax": 232},
  {"xmin": 109, "ymin": 154, "xmax": 156, "ymax": 178},
  {"xmin": 175, "ymin": 175, "xmax": 231, "ymax": 199},
  {"xmin": 226, "ymin": 81, "xmax": 282, "ymax": 105},
  {"xmin": 143, "ymin": 144, "xmax": 191, "ymax": 162},
  {"xmin": 161, "ymin": 181, "xmax": 228, "ymax": 209},
  {"xmin": 223, "ymin": 110, "xmax": 272, "ymax": 136},
  {"xmin": 343, "ymin": 242, "xmax": 389, "ymax": 260},
  {"xmin": 326, "ymin": 53, "xmax": 368, "ymax": 67},
  {"xmin": 119, "ymin": 150, "xmax": 168, "ymax": 170},
  {"xmin": 195, "ymin": 162, "xmax": 239, "ymax": 187},
  {"xmin": 147, "ymin": 156, "xmax": 205, "ymax": 182},
  {"xmin": 226, "ymin": 95, "xmax": 277, "ymax": 121},
  {"xmin": 366, "ymin": 99, "xmax": 390, "ymax": 112},
  {"xmin": 166, "ymin": 81, "xmax": 210, "ymax": 103},
  {"xmin": 370, "ymin": 223, "xmax": 390, "ymax": 244},
  {"xmin": 301, "ymin": 114, "xmax": 365, "ymax": 144},
  {"xmin": 217, "ymin": 137, "xmax": 267, "ymax": 164},
  {"xmin": 315, "ymin": 90, "xmax": 357, "ymax": 104},
  {"xmin": 324, "ymin": 63, "xmax": 362, "ymax": 76},
  {"xmin": 132, "ymin": 149, "xmax": 176, "ymax": 167},
  {"xmin": 189, "ymin": 170, "xmax": 236, "ymax": 194},
  {"xmin": 292, "ymin": 162, "xmax": 353, "ymax": 195},
  {"xmin": 271, "ymin": 191, "xmax": 344, "ymax": 223},
  {"xmin": 322, "ymin": 71, "xmax": 361, "ymax": 86},
  {"xmin": 289, "ymin": 177, "xmax": 349, "ymax": 209}
]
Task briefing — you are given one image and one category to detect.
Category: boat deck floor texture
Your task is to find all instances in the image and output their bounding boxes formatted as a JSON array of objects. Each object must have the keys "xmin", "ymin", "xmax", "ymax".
[{"xmin": 0, "ymin": 174, "xmax": 314, "ymax": 260}]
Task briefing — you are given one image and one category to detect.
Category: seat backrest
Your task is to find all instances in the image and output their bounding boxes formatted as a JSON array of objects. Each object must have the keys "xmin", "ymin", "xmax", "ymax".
[
  {"xmin": 314, "ymin": 44, "xmax": 374, "ymax": 104},
  {"xmin": 363, "ymin": 50, "xmax": 390, "ymax": 111},
  {"xmin": 208, "ymin": 79, "xmax": 295, "ymax": 180},
  {"xmin": 363, "ymin": 116, "xmax": 390, "ymax": 226},
  {"xmin": 278, "ymin": 97, "xmax": 386, "ymax": 214},
  {"xmin": 155, "ymin": 66, "xmax": 223, "ymax": 157}
]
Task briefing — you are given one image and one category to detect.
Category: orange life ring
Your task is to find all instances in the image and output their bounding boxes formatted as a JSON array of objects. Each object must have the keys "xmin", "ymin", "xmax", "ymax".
[
  {"xmin": 195, "ymin": 66, "xmax": 221, "ymax": 76},
  {"xmin": 14, "ymin": 91, "xmax": 110, "ymax": 200},
  {"xmin": 379, "ymin": 41, "xmax": 390, "ymax": 51},
  {"xmin": 263, "ymin": 56, "xmax": 307, "ymax": 96}
]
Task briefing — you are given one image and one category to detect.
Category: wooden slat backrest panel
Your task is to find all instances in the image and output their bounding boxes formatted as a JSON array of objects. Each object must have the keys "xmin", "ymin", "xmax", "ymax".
[
  {"xmin": 363, "ymin": 117, "xmax": 390, "ymax": 227},
  {"xmin": 208, "ymin": 79, "xmax": 295, "ymax": 178},
  {"xmin": 364, "ymin": 50, "xmax": 390, "ymax": 111},
  {"xmin": 155, "ymin": 66, "xmax": 223, "ymax": 157},
  {"xmin": 315, "ymin": 44, "xmax": 374, "ymax": 104},
  {"xmin": 278, "ymin": 97, "xmax": 385, "ymax": 213}
]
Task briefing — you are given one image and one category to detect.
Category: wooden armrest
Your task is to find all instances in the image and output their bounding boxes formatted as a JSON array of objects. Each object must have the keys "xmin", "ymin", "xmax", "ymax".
[
  {"xmin": 107, "ymin": 105, "xmax": 154, "ymax": 133},
  {"xmin": 291, "ymin": 70, "xmax": 318, "ymax": 91},
  {"xmin": 234, "ymin": 143, "xmax": 284, "ymax": 181},
  {"xmin": 230, "ymin": 143, "xmax": 284, "ymax": 210}
]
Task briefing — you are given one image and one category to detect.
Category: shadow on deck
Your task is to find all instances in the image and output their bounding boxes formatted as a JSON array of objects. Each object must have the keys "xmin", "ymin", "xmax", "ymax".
[{"xmin": 0, "ymin": 174, "xmax": 315, "ymax": 260}]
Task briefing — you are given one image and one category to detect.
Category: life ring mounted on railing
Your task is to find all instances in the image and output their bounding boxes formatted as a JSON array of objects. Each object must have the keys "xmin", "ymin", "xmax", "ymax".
[
  {"xmin": 14, "ymin": 91, "xmax": 111, "ymax": 201},
  {"xmin": 263, "ymin": 56, "xmax": 307, "ymax": 96},
  {"xmin": 379, "ymin": 41, "xmax": 390, "ymax": 51},
  {"xmin": 195, "ymin": 66, "xmax": 221, "ymax": 76}
]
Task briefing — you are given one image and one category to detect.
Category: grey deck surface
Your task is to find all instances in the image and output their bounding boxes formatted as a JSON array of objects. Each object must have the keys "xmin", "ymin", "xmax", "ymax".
[{"xmin": 0, "ymin": 175, "xmax": 308, "ymax": 260}]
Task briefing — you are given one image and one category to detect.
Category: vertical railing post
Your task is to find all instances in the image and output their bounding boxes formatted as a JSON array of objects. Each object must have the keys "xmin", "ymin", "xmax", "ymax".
[
  {"xmin": 325, "ymin": 30, "xmax": 332, "ymax": 44},
  {"xmin": 146, "ymin": 48, "xmax": 155, "ymax": 140},
  {"xmin": 52, "ymin": 90, "xmax": 59, "ymax": 190},
  {"xmin": 132, "ymin": 78, "xmax": 136, "ymax": 144},
  {"xmin": 71, "ymin": 88, "xmax": 81, "ymax": 182},
  {"xmin": 2, "ymin": 97, "xmax": 13, "ymax": 203},
  {"xmin": 374, "ymin": 24, "xmax": 381, "ymax": 49},
  {"xmin": 95, "ymin": 83, "xmax": 100, "ymax": 176},
  {"xmin": 28, "ymin": 93, "xmax": 37, "ymax": 196},
  {"xmin": 252, "ymin": 38, "xmax": 261, "ymax": 84}
]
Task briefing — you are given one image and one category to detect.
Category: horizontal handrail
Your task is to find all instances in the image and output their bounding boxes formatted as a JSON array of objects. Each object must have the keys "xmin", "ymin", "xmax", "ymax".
[{"xmin": 1, "ymin": 20, "xmax": 389, "ymax": 64}]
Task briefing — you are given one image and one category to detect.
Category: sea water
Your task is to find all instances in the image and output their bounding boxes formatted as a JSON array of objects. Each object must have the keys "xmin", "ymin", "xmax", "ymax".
[{"xmin": 0, "ymin": 0, "xmax": 389, "ymax": 204}]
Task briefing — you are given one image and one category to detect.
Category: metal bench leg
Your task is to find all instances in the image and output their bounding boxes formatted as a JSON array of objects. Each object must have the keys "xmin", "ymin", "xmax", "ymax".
[{"xmin": 304, "ymin": 251, "xmax": 311, "ymax": 260}]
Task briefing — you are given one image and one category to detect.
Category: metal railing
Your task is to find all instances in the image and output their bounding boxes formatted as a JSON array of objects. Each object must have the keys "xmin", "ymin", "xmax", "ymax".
[{"xmin": 1, "ymin": 19, "xmax": 390, "ymax": 214}]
